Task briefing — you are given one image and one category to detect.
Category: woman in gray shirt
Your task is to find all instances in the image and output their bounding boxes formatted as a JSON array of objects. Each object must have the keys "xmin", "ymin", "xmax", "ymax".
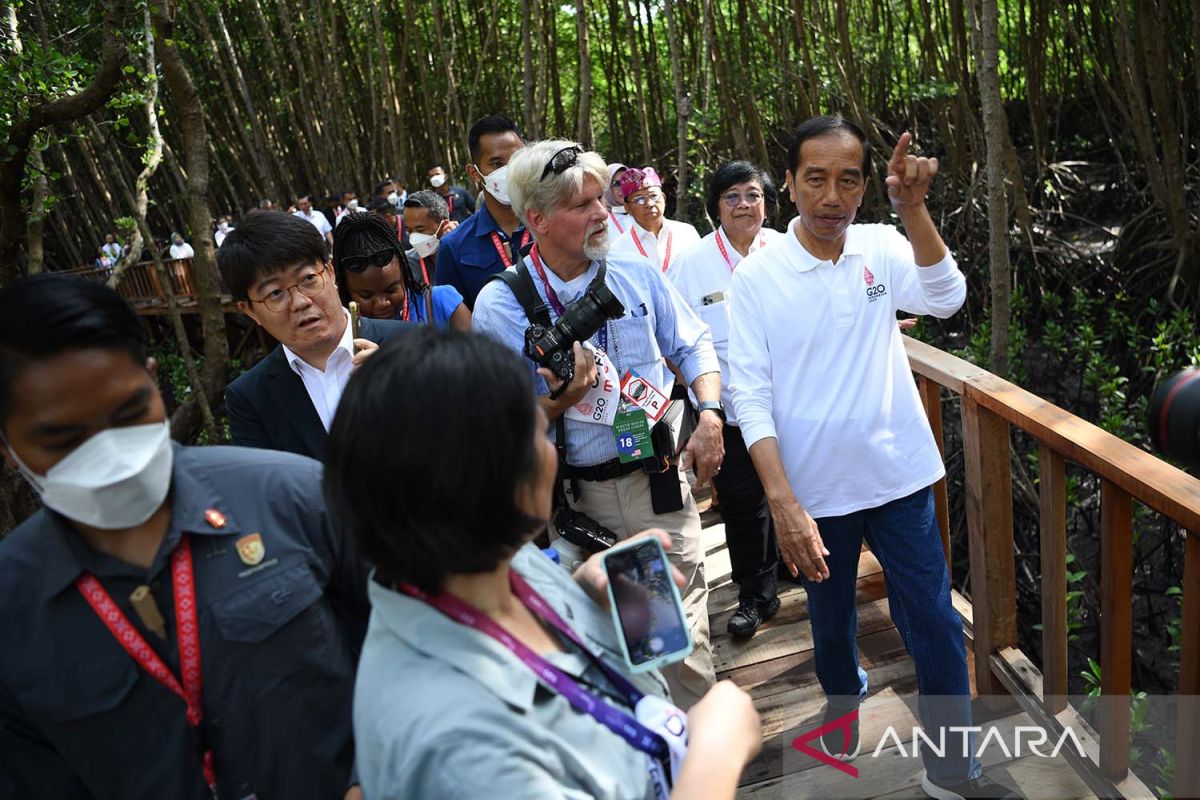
[{"xmin": 324, "ymin": 328, "xmax": 761, "ymax": 799}]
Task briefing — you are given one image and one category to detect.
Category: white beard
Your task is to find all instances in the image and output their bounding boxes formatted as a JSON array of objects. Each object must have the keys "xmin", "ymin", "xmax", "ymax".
[{"xmin": 583, "ymin": 229, "xmax": 610, "ymax": 261}]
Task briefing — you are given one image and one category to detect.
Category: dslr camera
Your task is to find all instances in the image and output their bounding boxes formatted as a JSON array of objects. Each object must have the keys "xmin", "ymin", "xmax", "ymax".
[
  {"xmin": 524, "ymin": 280, "xmax": 625, "ymax": 382},
  {"xmin": 554, "ymin": 505, "xmax": 618, "ymax": 554}
]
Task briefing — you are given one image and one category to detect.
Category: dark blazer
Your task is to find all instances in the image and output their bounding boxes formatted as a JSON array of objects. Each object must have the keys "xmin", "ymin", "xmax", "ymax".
[{"xmin": 225, "ymin": 316, "xmax": 410, "ymax": 460}]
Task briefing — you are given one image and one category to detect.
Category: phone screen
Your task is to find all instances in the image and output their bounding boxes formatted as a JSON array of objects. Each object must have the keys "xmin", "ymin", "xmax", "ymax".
[{"xmin": 604, "ymin": 539, "xmax": 690, "ymax": 667}]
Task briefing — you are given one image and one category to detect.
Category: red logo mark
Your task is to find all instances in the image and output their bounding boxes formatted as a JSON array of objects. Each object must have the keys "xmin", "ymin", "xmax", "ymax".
[
  {"xmin": 863, "ymin": 267, "xmax": 875, "ymax": 286},
  {"xmin": 791, "ymin": 709, "xmax": 859, "ymax": 778}
]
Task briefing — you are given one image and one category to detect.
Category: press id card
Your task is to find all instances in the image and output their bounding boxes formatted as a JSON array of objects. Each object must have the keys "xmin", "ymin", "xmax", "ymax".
[
  {"xmin": 614, "ymin": 406, "xmax": 655, "ymax": 463},
  {"xmin": 565, "ymin": 343, "xmax": 620, "ymax": 426},
  {"xmin": 620, "ymin": 370, "xmax": 670, "ymax": 424}
]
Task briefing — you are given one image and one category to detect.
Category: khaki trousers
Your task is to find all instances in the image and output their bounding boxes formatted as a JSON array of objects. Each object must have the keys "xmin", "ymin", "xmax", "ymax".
[{"xmin": 553, "ymin": 468, "xmax": 715, "ymax": 709}]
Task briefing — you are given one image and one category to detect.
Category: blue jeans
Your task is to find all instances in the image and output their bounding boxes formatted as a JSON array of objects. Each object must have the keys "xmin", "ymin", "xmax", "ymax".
[{"xmin": 803, "ymin": 486, "xmax": 980, "ymax": 783}]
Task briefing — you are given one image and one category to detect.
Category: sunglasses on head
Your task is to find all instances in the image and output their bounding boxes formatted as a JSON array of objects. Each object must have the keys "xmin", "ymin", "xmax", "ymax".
[
  {"xmin": 340, "ymin": 248, "xmax": 395, "ymax": 273},
  {"xmin": 540, "ymin": 145, "xmax": 585, "ymax": 182}
]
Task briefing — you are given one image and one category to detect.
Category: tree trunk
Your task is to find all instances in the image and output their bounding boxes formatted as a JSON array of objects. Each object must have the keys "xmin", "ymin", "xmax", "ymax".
[
  {"xmin": 575, "ymin": 0, "xmax": 594, "ymax": 145},
  {"xmin": 662, "ymin": 0, "xmax": 690, "ymax": 218},
  {"xmin": 152, "ymin": 0, "xmax": 230, "ymax": 443},
  {"xmin": 0, "ymin": 0, "xmax": 128, "ymax": 285},
  {"xmin": 970, "ymin": 0, "xmax": 1011, "ymax": 378}
]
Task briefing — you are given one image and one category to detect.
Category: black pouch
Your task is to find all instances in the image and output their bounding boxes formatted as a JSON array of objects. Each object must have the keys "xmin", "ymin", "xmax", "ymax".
[{"xmin": 642, "ymin": 422, "xmax": 684, "ymax": 514}]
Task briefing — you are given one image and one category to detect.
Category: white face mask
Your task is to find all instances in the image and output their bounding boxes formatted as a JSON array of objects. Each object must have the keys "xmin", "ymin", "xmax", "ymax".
[
  {"xmin": 387, "ymin": 191, "xmax": 401, "ymax": 207},
  {"xmin": 347, "ymin": 199, "xmax": 359, "ymax": 211},
  {"xmin": 409, "ymin": 231, "xmax": 440, "ymax": 259},
  {"xmin": 218, "ymin": 222, "xmax": 229, "ymax": 232},
  {"xmin": 3, "ymin": 421, "xmax": 174, "ymax": 530},
  {"xmin": 430, "ymin": 174, "xmax": 447, "ymax": 189},
  {"xmin": 481, "ymin": 165, "xmax": 512, "ymax": 206}
]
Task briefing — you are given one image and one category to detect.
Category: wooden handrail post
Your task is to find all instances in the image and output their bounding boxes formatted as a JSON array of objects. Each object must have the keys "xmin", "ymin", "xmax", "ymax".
[
  {"xmin": 1176, "ymin": 531, "xmax": 1200, "ymax": 800},
  {"xmin": 960, "ymin": 395, "xmax": 1017, "ymax": 698},
  {"xmin": 1039, "ymin": 445, "xmax": 1068, "ymax": 714},
  {"xmin": 919, "ymin": 374, "xmax": 952, "ymax": 568},
  {"xmin": 1099, "ymin": 479, "xmax": 1133, "ymax": 781}
]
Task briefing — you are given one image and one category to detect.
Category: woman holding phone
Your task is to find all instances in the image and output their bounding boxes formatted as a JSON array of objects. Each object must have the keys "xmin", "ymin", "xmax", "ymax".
[{"xmin": 324, "ymin": 328, "xmax": 761, "ymax": 800}]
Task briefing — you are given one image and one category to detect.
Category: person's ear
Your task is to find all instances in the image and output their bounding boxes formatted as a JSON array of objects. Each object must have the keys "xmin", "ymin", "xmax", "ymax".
[
  {"xmin": 526, "ymin": 207, "xmax": 550, "ymax": 237},
  {"xmin": 466, "ymin": 163, "xmax": 482, "ymax": 186},
  {"xmin": 237, "ymin": 300, "xmax": 263, "ymax": 327}
]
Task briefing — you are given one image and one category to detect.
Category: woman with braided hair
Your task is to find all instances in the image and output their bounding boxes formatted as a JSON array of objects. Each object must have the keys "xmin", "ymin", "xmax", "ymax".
[{"xmin": 332, "ymin": 211, "xmax": 471, "ymax": 330}]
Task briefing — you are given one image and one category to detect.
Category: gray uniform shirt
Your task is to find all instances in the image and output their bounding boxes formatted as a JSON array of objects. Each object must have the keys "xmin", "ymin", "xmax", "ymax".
[{"xmin": 354, "ymin": 544, "xmax": 671, "ymax": 799}]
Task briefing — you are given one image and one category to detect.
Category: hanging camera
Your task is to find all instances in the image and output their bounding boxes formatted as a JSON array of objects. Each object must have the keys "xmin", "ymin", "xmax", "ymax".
[{"xmin": 524, "ymin": 277, "xmax": 625, "ymax": 382}]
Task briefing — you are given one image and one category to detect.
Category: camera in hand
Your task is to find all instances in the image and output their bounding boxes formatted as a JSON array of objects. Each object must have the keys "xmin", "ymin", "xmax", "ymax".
[
  {"xmin": 524, "ymin": 278, "xmax": 625, "ymax": 382},
  {"xmin": 1148, "ymin": 367, "xmax": 1200, "ymax": 469},
  {"xmin": 553, "ymin": 505, "xmax": 617, "ymax": 554}
]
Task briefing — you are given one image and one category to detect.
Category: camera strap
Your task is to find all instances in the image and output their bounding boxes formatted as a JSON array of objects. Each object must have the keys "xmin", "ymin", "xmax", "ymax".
[{"xmin": 397, "ymin": 570, "xmax": 680, "ymax": 789}]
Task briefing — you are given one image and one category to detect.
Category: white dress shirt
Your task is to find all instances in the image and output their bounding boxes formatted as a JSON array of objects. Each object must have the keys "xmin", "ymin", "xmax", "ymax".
[
  {"xmin": 294, "ymin": 209, "xmax": 333, "ymax": 237},
  {"xmin": 727, "ymin": 219, "xmax": 966, "ymax": 518},
  {"xmin": 281, "ymin": 311, "xmax": 355, "ymax": 432},
  {"xmin": 666, "ymin": 225, "xmax": 782, "ymax": 425},
  {"xmin": 606, "ymin": 207, "xmax": 631, "ymax": 242},
  {"xmin": 169, "ymin": 243, "xmax": 194, "ymax": 259},
  {"xmin": 607, "ymin": 218, "xmax": 702, "ymax": 275}
]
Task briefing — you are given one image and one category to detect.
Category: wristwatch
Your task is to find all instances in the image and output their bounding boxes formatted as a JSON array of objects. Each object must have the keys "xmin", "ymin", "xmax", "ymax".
[{"xmin": 697, "ymin": 401, "xmax": 726, "ymax": 423}]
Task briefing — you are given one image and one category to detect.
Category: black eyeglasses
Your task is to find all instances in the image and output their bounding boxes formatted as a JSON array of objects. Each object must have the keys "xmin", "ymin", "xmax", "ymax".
[
  {"xmin": 540, "ymin": 145, "xmax": 585, "ymax": 182},
  {"xmin": 340, "ymin": 248, "xmax": 395, "ymax": 273}
]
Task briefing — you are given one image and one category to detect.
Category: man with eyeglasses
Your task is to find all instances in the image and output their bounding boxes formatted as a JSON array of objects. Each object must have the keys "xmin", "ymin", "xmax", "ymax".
[
  {"xmin": 472, "ymin": 140, "xmax": 723, "ymax": 709},
  {"xmin": 667, "ymin": 160, "xmax": 785, "ymax": 640},
  {"xmin": 607, "ymin": 167, "xmax": 701, "ymax": 274},
  {"xmin": 220, "ymin": 212, "xmax": 411, "ymax": 460}
]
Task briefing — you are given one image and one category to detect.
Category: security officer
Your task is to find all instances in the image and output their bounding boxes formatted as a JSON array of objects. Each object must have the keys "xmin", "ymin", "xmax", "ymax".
[{"xmin": 0, "ymin": 275, "xmax": 367, "ymax": 800}]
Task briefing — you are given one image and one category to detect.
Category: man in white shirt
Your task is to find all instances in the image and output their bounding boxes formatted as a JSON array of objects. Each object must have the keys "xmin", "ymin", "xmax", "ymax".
[
  {"xmin": 667, "ymin": 160, "xmax": 783, "ymax": 639},
  {"xmin": 607, "ymin": 167, "xmax": 701, "ymax": 274},
  {"xmin": 728, "ymin": 116, "xmax": 1018, "ymax": 800},
  {"xmin": 101, "ymin": 233, "xmax": 124, "ymax": 262},
  {"xmin": 219, "ymin": 211, "xmax": 410, "ymax": 460},
  {"xmin": 168, "ymin": 233, "xmax": 194, "ymax": 260},
  {"xmin": 293, "ymin": 194, "xmax": 335, "ymax": 247}
]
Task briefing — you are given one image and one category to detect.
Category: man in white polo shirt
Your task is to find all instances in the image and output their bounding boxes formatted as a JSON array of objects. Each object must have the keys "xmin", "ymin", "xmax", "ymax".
[{"xmin": 728, "ymin": 116, "xmax": 1018, "ymax": 800}]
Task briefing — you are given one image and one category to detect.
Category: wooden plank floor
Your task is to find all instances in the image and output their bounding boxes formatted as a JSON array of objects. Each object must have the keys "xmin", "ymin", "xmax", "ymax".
[{"xmin": 698, "ymin": 509, "xmax": 1102, "ymax": 800}]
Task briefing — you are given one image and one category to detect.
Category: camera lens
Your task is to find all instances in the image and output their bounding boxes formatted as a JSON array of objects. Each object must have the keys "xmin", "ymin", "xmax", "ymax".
[{"xmin": 1148, "ymin": 367, "xmax": 1200, "ymax": 469}]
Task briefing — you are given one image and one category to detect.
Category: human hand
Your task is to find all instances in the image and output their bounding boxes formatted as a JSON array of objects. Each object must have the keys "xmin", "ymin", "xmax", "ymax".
[
  {"xmin": 537, "ymin": 342, "xmax": 597, "ymax": 405},
  {"xmin": 768, "ymin": 493, "xmax": 829, "ymax": 582},
  {"xmin": 572, "ymin": 528, "xmax": 685, "ymax": 610},
  {"xmin": 351, "ymin": 338, "xmax": 378, "ymax": 367},
  {"xmin": 898, "ymin": 317, "xmax": 918, "ymax": 331},
  {"xmin": 439, "ymin": 220, "xmax": 459, "ymax": 238},
  {"xmin": 681, "ymin": 412, "xmax": 724, "ymax": 489},
  {"xmin": 885, "ymin": 132, "xmax": 939, "ymax": 209},
  {"xmin": 343, "ymin": 786, "xmax": 363, "ymax": 800},
  {"xmin": 687, "ymin": 681, "xmax": 762, "ymax": 764}
]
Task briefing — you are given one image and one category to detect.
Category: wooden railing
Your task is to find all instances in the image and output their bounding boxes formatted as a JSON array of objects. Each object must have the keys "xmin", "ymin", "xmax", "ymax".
[
  {"xmin": 906, "ymin": 336, "xmax": 1200, "ymax": 798},
  {"xmin": 61, "ymin": 259, "xmax": 198, "ymax": 305}
]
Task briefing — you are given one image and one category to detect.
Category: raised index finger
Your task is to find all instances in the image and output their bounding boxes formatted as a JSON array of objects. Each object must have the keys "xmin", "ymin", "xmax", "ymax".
[{"xmin": 889, "ymin": 132, "xmax": 913, "ymax": 170}]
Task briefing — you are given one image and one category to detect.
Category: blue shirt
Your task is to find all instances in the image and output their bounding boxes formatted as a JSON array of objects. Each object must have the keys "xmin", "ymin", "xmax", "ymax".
[
  {"xmin": 407, "ymin": 284, "xmax": 463, "ymax": 329},
  {"xmin": 472, "ymin": 250, "xmax": 719, "ymax": 467},
  {"xmin": 0, "ymin": 445, "xmax": 368, "ymax": 800},
  {"xmin": 435, "ymin": 203, "xmax": 529, "ymax": 310}
]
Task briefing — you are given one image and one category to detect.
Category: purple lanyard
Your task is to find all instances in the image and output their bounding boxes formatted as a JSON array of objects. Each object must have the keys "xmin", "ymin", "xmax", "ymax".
[
  {"xmin": 399, "ymin": 572, "xmax": 669, "ymax": 763},
  {"xmin": 529, "ymin": 246, "xmax": 610, "ymax": 354}
]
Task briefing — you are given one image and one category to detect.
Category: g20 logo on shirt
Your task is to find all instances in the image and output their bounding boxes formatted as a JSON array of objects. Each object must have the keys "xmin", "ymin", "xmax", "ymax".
[{"xmin": 863, "ymin": 265, "xmax": 887, "ymax": 303}]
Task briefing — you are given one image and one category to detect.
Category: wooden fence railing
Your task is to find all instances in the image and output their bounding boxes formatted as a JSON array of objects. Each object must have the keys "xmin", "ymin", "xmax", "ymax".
[
  {"xmin": 61, "ymin": 259, "xmax": 197, "ymax": 305},
  {"xmin": 906, "ymin": 336, "xmax": 1200, "ymax": 798}
]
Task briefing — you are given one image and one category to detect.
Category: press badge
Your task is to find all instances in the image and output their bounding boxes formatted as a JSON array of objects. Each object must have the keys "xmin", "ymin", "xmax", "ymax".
[
  {"xmin": 620, "ymin": 370, "xmax": 670, "ymax": 423},
  {"xmin": 564, "ymin": 343, "xmax": 620, "ymax": 426},
  {"xmin": 614, "ymin": 405, "xmax": 655, "ymax": 463}
]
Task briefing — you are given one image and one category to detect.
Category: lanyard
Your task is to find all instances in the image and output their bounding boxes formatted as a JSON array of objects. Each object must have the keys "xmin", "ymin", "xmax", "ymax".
[
  {"xmin": 713, "ymin": 229, "xmax": 767, "ymax": 272},
  {"xmin": 529, "ymin": 245, "xmax": 610, "ymax": 354},
  {"xmin": 399, "ymin": 571, "xmax": 670, "ymax": 766},
  {"xmin": 632, "ymin": 227, "xmax": 673, "ymax": 273},
  {"xmin": 400, "ymin": 289, "xmax": 410, "ymax": 322},
  {"xmin": 418, "ymin": 256, "xmax": 431, "ymax": 287},
  {"xmin": 491, "ymin": 229, "xmax": 531, "ymax": 270},
  {"xmin": 76, "ymin": 536, "xmax": 217, "ymax": 796},
  {"xmin": 609, "ymin": 209, "xmax": 625, "ymax": 235},
  {"xmin": 447, "ymin": 194, "xmax": 454, "ymax": 216}
]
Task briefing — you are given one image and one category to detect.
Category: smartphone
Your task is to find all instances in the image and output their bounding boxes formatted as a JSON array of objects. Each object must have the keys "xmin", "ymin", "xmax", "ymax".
[{"xmin": 603, "ymin": 537, "xmax": 693, "ymax": 673}]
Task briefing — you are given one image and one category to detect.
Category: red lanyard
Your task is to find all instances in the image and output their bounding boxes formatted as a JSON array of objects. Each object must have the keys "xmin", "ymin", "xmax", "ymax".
[
  {"xmin": 609, "ymin": 209, "xmax": 625, "ymax": 235},
  {"xmin": 632, "ymin": 227, "xmax": 673, "ymax": 273},
  {"xmin": 529, "ymin": 244, "xmax": 566, "ymax": 316},
  {"xmin": 490, "ymin": 229, "xmax": 531, "ymax": 270},
  {"xmin": 400, "ymin": 289, "xmax": 410, "ymax": 321},
  {"xmin": 714, "ymin": 229, "xmax": 767, "ymax": 272},
  {"xmin": 76, "ymin": 536, "xmax": 216, "ymax": 795},
  {"xmin": 447, "ymin": 194, "xmax": 454, "ymax": 215},
  {"xmin": 418, "ymin": 256, "xmax": 431, "ymax": 286}
]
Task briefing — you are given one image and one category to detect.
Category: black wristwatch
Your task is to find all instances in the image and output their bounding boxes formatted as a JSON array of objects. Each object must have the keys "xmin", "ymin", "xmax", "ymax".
[{"xmin": 697, "ymin": 401, "xmax": 726, "ymax": 423}]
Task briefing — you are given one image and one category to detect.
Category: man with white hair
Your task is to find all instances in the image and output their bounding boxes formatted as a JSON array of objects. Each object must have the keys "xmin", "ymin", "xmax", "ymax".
[{"xmin": 472, "ymin": 140, "xmax": 724, "ymax": 708}]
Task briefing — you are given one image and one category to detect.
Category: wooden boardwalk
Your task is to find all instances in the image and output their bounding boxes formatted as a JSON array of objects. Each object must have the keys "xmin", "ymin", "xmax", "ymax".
[{"xmin": 698, "ymin": 508, "xmax": 1111, "ymax": 800}]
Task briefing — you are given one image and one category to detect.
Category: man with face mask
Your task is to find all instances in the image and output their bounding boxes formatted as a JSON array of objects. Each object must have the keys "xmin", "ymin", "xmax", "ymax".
[
  {"xmin": 0, "ymin": 274, "xmax": 371, "ymax": 800},
  {"xmin": 434, "ymin": 114, "xmax": 529, "ymax": 310},
  {"xmin": 168, "ymin": 232, "xmax": 195, "ymax": 260},
  {"xmin": 402, "ymin": 190, "xmax": 459, "ymax": 286},
  {"xmin": 425, "ymin": 162, "xmax": 475, "ymax": 223}
]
